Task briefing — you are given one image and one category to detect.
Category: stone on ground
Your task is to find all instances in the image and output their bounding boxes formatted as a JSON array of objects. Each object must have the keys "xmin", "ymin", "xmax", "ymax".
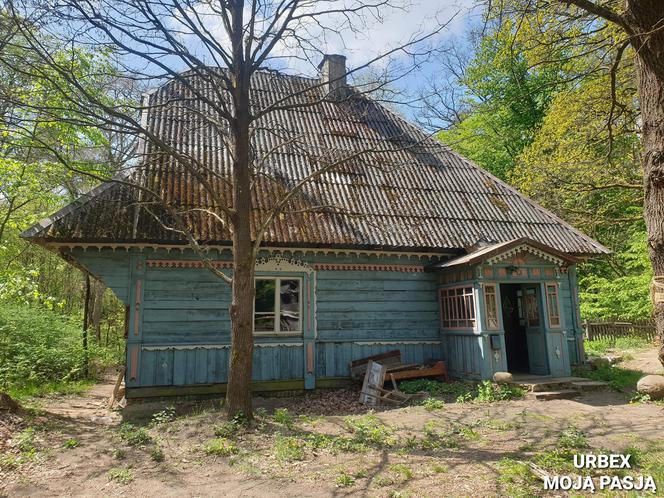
[
  {"xmin": 492, "ymin": 372, "xmax": 513, "ymax": 384},
  {"xmin": 636, "ymin": 375, "xmax": 664, "ymax": 400}
]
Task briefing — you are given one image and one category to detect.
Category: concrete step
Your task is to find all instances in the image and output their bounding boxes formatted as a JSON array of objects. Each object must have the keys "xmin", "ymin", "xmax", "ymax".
[
  {"xmin": 571, "ymin": 380, "xmax": 609, "ymax": 391},
  {"xmin": 532, "ymin": 389, "xmax": 581, "ymax": 401}
]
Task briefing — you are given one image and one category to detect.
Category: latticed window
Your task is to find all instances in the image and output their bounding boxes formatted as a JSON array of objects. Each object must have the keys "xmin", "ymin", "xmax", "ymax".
[
  {"xmin": 483, "ymin": 284, "xmax": 499, "ymax": 330},
  {"xmin": 440, "ymin": 286, "xmax": 475, "ymax": 328},
  {"xmin": 546, "ymin": 283, "xmax": 560, "ymax": 327}
]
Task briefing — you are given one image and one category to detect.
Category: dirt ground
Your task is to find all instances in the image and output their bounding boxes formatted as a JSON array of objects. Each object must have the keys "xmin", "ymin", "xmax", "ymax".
[
  {"xmin": 621, "ymin": 347, "xmax": 664, "ymax": 375},
  {"xmin": 1, "ymin": 352, "xmax": 664, "ymax": 498}
]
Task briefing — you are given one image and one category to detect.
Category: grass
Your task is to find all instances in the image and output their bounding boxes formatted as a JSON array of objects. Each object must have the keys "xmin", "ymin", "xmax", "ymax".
[
  {"xmin": 150, "ymin": 444, "xmax": 165, "ymax": 462},
  {"xmin": 496, "ymin": 458, "xmax": 538, "ymax": 498},
  {"xmin": 335, "ymin": 472, "xmax": 356, "ymax": 487},
  {"xmin": 574, "ymin": 364, "xmax": 642, "ymax": 391},
  {"xmin": 118, "ymin": 423, "xmax": 152, "ymax": 446},
  {"xmin": 399, "ymin": 379, "xmax": 525, "ymax": 403},
  {"xmin": 108, "ymin": 467, "xmax": 134, "ymax": 484},
  {"xmin": 584, "ymin": 336, "xmax": 652, "ymax": 357},
  {"xmin": 64, "ymin": 438, "xmax": 79, "ymax": 449},
  {"xmin": 274, "ymin": 435, "xmax": 305, "ymax": 461},
  {"xmin": 343, "ymin": 414, "xmax": 394, "ymax": 447},
  {"xmin": 8, "ymin": 379, "xmax": 95, "ymax": 402},
  {"xmin": 421, "ymin": 397, "xmax": 445, "ymax": 410},
  {"xmin": 203, "ymin": 438, "xmax": 238, "ymax": 456},
  {"xmin": 273, "ymin": 408, "xmax": 294, "ymax": 428}
]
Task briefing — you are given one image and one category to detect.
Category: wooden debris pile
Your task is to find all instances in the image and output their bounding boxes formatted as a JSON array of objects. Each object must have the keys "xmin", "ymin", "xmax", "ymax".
[{"xmin": 352, "ymin": 351, "xmax": 449, "ymax": 406}]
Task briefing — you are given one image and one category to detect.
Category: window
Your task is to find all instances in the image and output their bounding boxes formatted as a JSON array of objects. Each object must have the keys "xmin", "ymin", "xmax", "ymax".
[
  {"xmin": 524, "ymin": 288, "xmax": 540, "ymax": 327},
  {"xmin": 254, "ymin": 277, "xmax": 302, "ymax": 334},
  {"xmin": 546, "ymin": 283, "xmax": 560, "ymax": 327},
  {"xmin": 440, "ymin": 286, "xmax": 475, "ymax": 328},
  {"xmin": 483, "ymin": 285, "xmax": 499, "ymax": 330}
]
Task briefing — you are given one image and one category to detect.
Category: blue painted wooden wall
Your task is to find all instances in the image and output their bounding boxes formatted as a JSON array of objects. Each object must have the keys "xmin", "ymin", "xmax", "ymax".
[
  {"xmin": 69, "ymin": 246, "xmax": 585, "ymax": 390},
  {"xmin": 70, "ymin": 248, "xmax": 443, "ymax": 390}
]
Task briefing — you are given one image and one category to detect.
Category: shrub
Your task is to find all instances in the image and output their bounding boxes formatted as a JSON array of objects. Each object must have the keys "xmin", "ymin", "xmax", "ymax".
[{"xmin": 0, "ymin": 301, "xmax": 118, "ymax": 398}]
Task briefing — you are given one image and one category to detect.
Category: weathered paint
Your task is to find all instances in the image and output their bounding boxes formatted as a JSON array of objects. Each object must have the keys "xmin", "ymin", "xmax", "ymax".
[
  {"xmin": 68, "ymin": 243, "xmax": 585, "ymax": 392},
  {"xmin": 69, "ymin": 248, "xmax": 443, "ymax": 391}
]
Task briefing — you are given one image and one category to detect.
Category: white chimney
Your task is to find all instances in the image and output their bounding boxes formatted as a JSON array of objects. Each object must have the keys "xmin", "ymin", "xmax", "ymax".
[{"xmin": 318, "ymin": 54, "xmax": 347, "ymax": 101}]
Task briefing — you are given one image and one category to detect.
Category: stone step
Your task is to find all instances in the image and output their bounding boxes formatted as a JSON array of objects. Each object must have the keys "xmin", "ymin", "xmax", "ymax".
[
  {"xmin": 571, "ymin": 380, "xmax": 609, "ymax": 391},
  {"xmin": 532, "ymin": 389, "xmax": 581, "ymax": 401}
]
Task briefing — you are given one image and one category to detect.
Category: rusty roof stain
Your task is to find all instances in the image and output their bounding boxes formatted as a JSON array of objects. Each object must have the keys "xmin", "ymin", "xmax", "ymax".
[{"xmin": 22, "ymin": 69, "xmax": 608, "ymax": 255}]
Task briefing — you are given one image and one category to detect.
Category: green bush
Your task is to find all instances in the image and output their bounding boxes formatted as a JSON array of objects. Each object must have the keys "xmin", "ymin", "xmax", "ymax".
[{"xmin": 0, "ymin": 301, "xmax": 118, "ymax": 397}]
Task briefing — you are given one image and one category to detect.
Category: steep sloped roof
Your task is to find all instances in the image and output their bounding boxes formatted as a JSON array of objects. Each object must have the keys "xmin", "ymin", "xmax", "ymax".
[{"xmin": 22, "ymin": 69, "xmax": 608, "ymax": 255}]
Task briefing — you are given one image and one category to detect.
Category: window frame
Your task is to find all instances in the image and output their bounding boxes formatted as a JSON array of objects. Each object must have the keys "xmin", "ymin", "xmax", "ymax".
[
  {"xmin": 483, "ymin": 284, "xmax": 500, "ymax": 330},
  {"xmin": 439, "ymin": 285, "xmax": 476, "ymax": 329},
  {"xmin": 545, "ymin": 282, "xmax": 561, "ymax": 328},
  {"xmin": 253, "ymin": 276, "xmax": 304, "ymax": 336}
]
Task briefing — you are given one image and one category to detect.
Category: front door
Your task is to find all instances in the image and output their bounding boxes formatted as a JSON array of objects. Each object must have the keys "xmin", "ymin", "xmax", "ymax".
[{"xmin": 522, "ymin": 285, "xmax": 549, "ymax": 375}]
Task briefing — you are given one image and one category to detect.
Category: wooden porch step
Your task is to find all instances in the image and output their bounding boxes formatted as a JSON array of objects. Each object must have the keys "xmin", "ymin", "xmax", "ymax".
[
  {"xmin": 571, "ymin": 380, "xmax": 609, "ymax": 391},
  {"xmin": 532, "ymin": 389, "xmax": 580, "ymax": 401}
]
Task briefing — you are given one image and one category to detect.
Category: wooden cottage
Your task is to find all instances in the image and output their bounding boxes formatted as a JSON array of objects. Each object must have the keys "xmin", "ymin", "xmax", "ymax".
[{"xmin": 22, "ymin": 56, "xmax": 608, "ymax": 398}]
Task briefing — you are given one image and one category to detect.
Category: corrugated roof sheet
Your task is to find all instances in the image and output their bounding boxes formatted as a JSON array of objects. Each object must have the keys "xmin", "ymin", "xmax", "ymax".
[{"xmin": 22, "ymin": 69, "xmax": 608, "ymax": 255}]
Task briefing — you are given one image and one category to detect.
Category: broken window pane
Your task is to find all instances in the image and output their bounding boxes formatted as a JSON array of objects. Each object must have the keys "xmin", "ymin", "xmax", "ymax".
[{"xmin": 254, "ymin": 279, "xmax": 276, "ymax": 332}]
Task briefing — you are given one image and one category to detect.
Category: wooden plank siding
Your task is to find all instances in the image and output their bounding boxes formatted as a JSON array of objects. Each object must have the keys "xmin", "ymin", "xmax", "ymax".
[{"xmin": 69, "ymin": 248, "xmax": 444, "ymax": 391}]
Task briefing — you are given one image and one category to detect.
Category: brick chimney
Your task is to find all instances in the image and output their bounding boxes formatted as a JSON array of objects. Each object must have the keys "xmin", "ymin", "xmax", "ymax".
[{"xmin": 318, "ymin": 54, "xmax": 347, "ymax": 101}]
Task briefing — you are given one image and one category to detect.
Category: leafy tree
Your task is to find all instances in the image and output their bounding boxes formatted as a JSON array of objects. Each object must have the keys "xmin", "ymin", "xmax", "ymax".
[{"xmin": 438, "ymin": 19, "xmax": 563, "ymax": 179}]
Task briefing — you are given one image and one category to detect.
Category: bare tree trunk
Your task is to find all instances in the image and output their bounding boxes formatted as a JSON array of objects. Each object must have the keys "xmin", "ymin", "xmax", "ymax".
[
  {"xmin": 626, "ymin": 1, "xmax": 664, "ymax": 367},
  {"xmin": 225, "ymin": 37, "xmax": 255, "ymax": 417},
  {"xmin": 82, "ymin": 273, "xmax": 90, "ymax": 377}
]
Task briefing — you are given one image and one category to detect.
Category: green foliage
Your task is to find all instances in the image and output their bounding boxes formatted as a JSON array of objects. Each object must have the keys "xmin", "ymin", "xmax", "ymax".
[
  {"xmin": 0, "ymin": 302, "xmax": 116, "ymax": 398},
  {"xmin": 421, "ymin": 397, "xmax": 445, "ymax": 410},
  {"xmin": 150, "ymin": 406, "xmax": 176, "ymax": 426},
  {"xmin": 496, "ymin": 457, "xmax": 538, "ymax": 498},
  {"xmin": 440, "ymin": 19, "xmax": 563, "ymax": 180},
  {"xmin": 335, "ymin": 472, "xmax": 356, "ymax": 487},
  {"xmin": 273, "ymin": 408, "xmax": 293, "ymax": 428},
  {"xmin": 574, "ymin": 365, "xmax": 642, "ymax": 392},
  {"xmin": 15, "ymin": 427, "xmax": 37, "ymax": 453},
  {"xmin": 213, "ymin": 420, "xmax": 241, "ymax": 438},
  {"xmin": 274, "ymin": 435, "xmax": 305, "ymax": 461},
  {"xmin": 584, "ymin": 336, "xmax": 651, "ymax": 357},
  {"xmin": 343, "ymin": 414, "xmax": 393, "ymax": 447},
  {"xmin": 107, "ymin": 467, "xmax": 134, "ymax": 484},
  {"xmin": 579, "ymin": 233, "xmax": 652, "ymax": 320},
  {"xmin": 150, "ymin": 444, "xmax": 165, "ymax": 462},
  {"xmin": 473, "ymin": 381, "xmax": 526, "ymax": 403},
  {"xmin": 118, "ymin": 423, "xmax": 152, "ymax": 447},
  {"xmin": 203, "ymin": 437, "xmax": 238, "ymax": 457},
  {"xmin": 558, "ymin": 427, "xmax": 589, "ymax": 449},
  {"xmin": 399, "ymin": 379, "xmax": 524, "ymax": 403},
  {"xmin": 64, "ymin": 438, "xmax": 79, "ymax": 449}
]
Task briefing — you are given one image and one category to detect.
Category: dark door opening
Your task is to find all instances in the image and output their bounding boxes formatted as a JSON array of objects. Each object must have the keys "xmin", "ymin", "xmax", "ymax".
[{"xmin": 500, "ymin": 284, "xmax": 530, "ymax": 373}]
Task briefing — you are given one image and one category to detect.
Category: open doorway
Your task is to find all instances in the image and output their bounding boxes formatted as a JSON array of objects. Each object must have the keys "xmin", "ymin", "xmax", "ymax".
[{"xmin": 500, "ymin": 284, "xmax": 529, "ymax": 373}]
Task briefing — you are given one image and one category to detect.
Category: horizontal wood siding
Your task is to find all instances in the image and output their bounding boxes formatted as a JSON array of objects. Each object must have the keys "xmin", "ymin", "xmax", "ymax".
[
  {"xmin": 316, "ymin": 270, "xmax": 440, "ymax": 342},
  {"xmin": 73, "ymin": 251, "xmax": 132, "ymax": 303}
]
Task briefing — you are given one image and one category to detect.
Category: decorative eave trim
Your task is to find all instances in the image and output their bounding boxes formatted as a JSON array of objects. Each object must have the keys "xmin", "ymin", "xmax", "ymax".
[
  {"xmin": 312, "ymin": 263, "xmax": 425, "ymax": 272},
  {"xmin": 48, "ymin": 241, "xmax": 449, "ymax": 260},
  {"xmin": 146, "ymin": 259, "xmax": 233, "ymax": 269},
  {"xmin": 487, "ymin": 244, "xmax": 566, "ymax": 266}
]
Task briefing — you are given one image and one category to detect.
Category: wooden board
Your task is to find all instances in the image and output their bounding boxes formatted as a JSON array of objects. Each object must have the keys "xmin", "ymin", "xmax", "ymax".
[
  {"xmin": 359, "ymin": 360, "xmax": 387, "ymax": 406},
  {"xmin": 388, "ymin": 361, "xmax": 448, "ymax": 382},
  {"xmin": 350, "ymin": 350, "xmax": 401, "ymax": 379}
]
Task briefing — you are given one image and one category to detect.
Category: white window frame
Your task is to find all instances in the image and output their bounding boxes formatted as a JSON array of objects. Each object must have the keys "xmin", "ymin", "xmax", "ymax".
[{"xmin": 253, "ymin": 276, "xmax": 303, "ymax": 336}]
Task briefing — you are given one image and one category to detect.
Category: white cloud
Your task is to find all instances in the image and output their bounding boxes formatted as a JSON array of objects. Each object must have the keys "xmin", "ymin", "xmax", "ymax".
[{"xmin": 171, "ymin": 0, "xmax": 475, "ymax": 77}]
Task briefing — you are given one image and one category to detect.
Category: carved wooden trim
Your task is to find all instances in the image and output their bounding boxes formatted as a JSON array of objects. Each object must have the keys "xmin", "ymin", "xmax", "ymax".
[
  {"xmin": 146, "ymin": 259, "xmax": 234, "ymax": 269},
  {"xmin": 312, "ymin": 263, "xmax": 424, "ymax": 272}
]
